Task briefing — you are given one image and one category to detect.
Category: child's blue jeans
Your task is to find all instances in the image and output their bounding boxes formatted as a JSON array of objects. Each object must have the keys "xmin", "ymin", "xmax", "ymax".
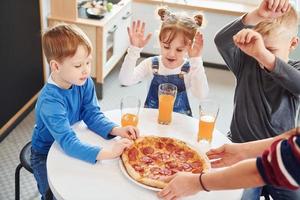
[{"xmin": 30, "ymin": 148, "xmax": 53, "ymax": 200}]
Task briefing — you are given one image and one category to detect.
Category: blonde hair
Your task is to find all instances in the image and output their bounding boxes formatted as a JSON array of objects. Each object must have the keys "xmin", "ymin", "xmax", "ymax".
[
  {"xmin": 254, "ymin": 6, "xmax": 298, "ymax": 38},
  {"xmin": 157, "ymin": 7, "xmax": 204, "ymax": 45},
  {"xmin": 42, "ymin": 24, "xmax": 92, "ymax": 63}
]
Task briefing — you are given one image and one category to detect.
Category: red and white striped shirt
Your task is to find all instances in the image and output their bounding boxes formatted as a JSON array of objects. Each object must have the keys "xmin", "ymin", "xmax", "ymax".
[{"xmin": 256, "ymin": 135, "xmax": 300, "ymax": 190}]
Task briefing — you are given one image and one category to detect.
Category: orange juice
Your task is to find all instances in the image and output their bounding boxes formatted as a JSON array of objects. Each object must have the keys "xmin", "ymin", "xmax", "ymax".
[
  {"xmin": 158, "ymin": 94, "xmax": 175, "ymax": 124},
  {"xmin": 121, "ymin": 113, "xmax": 139, "ymax": 127},
  {"xmin": 197, "ymin": 115, "xmax": 216, "ymax": 143}
]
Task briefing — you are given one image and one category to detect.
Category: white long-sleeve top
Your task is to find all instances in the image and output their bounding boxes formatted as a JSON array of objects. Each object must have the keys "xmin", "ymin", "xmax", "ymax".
[{"xmin": 119, "ymin": 46, "xmax": 209, "ymax": 100}]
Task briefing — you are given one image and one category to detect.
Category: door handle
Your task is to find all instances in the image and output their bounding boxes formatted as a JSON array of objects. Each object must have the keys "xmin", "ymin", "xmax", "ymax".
[
  {"xmin": 122, "ymin": 12, "xmax": 132, "ymax": 20},
  {"xmin": 108, "ymin": 25, "xmax": 118, "ymax": 34}
]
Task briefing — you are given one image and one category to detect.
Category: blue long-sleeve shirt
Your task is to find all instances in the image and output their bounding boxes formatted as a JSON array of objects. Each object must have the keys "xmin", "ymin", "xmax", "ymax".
[{"xmin": 31, "ymin": 77, "xmax": 117, "ymax": 163}]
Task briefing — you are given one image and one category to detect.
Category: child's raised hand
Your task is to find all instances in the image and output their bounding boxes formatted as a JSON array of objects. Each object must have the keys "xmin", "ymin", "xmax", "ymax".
[
  {"xmin": 127, "ymin": 20, "xmax": 152, "ymax": 48},
  {"xmin": 188, "ymin": 32, "xmax": 204, "ymax": 58},
  {"xmin": 257, "ymin": 0, "xmax": 290, "ymax": 20},
  {"xmin": 110, "ymin": 126, "xmax": 140, "ymax": 140},
  {"xmin": 233, "ymin": 28, "xmax": 267, "ymax": 59}
]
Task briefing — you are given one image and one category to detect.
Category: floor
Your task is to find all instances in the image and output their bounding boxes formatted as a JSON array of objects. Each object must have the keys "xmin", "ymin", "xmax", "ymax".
[{"xmin": 0, "ymin": 63, "xmax": 235, "ymax": 200}]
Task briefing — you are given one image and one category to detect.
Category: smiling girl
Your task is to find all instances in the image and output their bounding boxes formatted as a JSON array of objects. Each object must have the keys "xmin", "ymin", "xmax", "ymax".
[{"xmin": 119, "ymin": 8, "xmax": 209, "ymax": 116}]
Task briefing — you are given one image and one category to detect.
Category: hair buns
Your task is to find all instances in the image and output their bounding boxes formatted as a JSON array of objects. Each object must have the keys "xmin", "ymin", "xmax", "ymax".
[{"xmin": 194, "ymin": 14, "xmax": 203, "ymax": 26}]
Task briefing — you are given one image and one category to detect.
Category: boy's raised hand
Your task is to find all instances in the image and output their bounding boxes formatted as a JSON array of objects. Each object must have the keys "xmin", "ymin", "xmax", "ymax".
[
  {"xmin": 127, "ymin": 20, "xmax": 152, "ymax": 48},
  {"xmin": 257, "ymin": 0, "xmax": 290, "ymax": 20},
  {"xmin": 233, "ymin": 28, "xmax": 267, "ymax": 59},
  {"xmin": 110, "ymin": 126, "xmax": 140, "ymax": 140},
  {"xmin": 188, "ymin": 32, "xmax": 204, "ymax": 58}
]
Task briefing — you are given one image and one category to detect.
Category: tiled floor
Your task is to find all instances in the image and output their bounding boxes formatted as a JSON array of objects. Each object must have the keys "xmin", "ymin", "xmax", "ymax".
[{"xmin": 0, "ymin": 63, "xmax": 235, "ymax": 200}]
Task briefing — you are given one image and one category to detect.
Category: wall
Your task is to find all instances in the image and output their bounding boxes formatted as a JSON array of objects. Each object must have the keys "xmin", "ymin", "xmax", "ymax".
[{"xmin": 290, "ymin": 25, "xmax": 300, "ymax": 60}]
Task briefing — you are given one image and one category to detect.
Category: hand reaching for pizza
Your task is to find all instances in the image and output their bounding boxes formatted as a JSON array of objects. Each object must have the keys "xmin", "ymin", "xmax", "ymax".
[
  {"xmin": 110, "ymin": 126, "xmax": 140, "ymax": 140},
  {"xmin": 157, "ymin": 172, "xmax": 201, "ymax": 200},
  {"xmin": 206, "ymin": 143, "xmax": 246, "ymax": 168},
  {"xmin": 97, "ymin": 138, "xmax": 133, "ymax": 160}
]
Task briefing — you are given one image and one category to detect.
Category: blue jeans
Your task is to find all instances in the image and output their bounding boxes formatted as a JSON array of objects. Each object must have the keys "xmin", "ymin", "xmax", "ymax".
[
  {"xmin": 242, "ymin": 186, "xmax": 300, "ymax": 200},
  {"xmin": 30, "ymin": 148, "xmax": 54, "ymax": 200}
]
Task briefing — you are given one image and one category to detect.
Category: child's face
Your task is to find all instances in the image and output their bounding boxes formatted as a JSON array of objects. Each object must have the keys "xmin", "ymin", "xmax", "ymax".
[
  {"xmin": 160, "ymin": 32, "xmax": 189, "ymax": 69},
  {"xmin": 53, "ymin": 45, "xmax": 92, "ymax": 89},
  {"xmin": 263, "ymin": 32, "xmax": 299, "ymax": 61}
]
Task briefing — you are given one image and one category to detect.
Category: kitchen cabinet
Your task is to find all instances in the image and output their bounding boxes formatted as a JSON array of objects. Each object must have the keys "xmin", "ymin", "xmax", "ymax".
[{"xmin": 49, "ymin": 0, "xmax": 132, "ymax": 99}]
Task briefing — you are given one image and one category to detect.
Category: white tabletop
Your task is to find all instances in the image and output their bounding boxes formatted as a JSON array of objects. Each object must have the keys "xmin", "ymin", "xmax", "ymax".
[{"xmin": 47, "ymin": 108, "xmax": 242, "ymax": 200}]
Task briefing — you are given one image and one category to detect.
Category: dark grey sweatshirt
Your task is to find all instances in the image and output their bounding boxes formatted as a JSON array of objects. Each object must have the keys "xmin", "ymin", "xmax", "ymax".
[{"xmin": 215, "ymin": 18, "xmax": 300, "ymax": 142}]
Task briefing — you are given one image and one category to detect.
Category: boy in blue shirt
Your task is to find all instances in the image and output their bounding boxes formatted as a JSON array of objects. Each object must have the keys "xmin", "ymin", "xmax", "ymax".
[{"xmin": 31, "ymin": 24, "xmax": 139, "ymax": 200}]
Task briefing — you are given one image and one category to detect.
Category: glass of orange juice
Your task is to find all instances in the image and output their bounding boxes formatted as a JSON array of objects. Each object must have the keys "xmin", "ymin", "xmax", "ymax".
[
  {"xmin": 158, "ymin": 83, "xmax": 177, "ymax": 125},
  {"xmin": 120, "ymin": 96, "xmax": 141, "ymax": 127},
  {"xmin": 197, "ymin": 99, "xmax": 219, "ymax": 144}
]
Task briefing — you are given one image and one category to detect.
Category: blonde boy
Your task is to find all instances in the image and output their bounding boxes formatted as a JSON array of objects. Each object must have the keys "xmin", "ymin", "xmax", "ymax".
[{"xmin": 214, "ymin": 0, "xmax": 300, "ymax": 199}]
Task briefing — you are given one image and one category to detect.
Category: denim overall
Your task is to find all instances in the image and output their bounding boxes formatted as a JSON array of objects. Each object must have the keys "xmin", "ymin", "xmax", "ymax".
[{"xmin": 144, "ymin": 56, "xmax": 192, "ymax": 116}]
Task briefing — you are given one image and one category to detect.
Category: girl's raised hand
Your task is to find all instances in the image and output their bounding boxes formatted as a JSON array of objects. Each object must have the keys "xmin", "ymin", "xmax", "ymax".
[
  {"xmin": 188, "ymin": 32, "xmax": 203, "ymax": 58},
  {"xmin": 127, "ymin": 20, "xmax": 152, "ymax": 48}
]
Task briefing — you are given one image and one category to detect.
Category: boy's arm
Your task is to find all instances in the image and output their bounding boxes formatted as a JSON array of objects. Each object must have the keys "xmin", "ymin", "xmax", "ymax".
[
  {"xmin": 186, "ymin": 57, "xmax": 209, "ymax": 100},
  {"xmin": 118, "ymin": 46, "xmax": 152, "ymax": 86},
  {"xmin": 214, "ymin": 17, "xmax": 248, "ymax": 76},
  {"xmin": 267, "ymin": 59, "xmax": 300, "ymax": 95},
  {"xmin": 40, "ymin": 100, "xmax": 101, "ymax": 164},
  {"xmin": 80, "ymin": 78, "xmax": 117, "ymax": 139},
  {"xmin": 256, "ymin": 134, "xmax": 300, "ymax": 190}
]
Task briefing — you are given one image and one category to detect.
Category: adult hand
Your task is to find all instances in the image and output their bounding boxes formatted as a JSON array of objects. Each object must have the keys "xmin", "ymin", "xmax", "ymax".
[
  {"xmin": 206, "ymin": 143, "xmax": 246, "ymax": 168},
  {"xmin": 157, "ymin": 172, "xmax": 201, "ymax": 200}
]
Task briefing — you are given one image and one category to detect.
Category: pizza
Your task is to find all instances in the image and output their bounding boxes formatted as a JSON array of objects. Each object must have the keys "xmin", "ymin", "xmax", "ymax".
[{"xmin": 121, "ymin": 136, "xmax": 210, "ymax": 189}]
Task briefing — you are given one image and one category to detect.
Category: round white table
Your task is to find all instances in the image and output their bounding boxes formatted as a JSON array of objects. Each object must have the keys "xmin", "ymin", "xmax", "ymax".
[{"xmin": 47, "ymin": 108, "xmax": 242, "ymax": 200}]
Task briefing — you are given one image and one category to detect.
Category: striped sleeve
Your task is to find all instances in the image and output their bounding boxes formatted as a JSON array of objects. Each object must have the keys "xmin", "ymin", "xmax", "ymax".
[{"xmin": 256, "ymin": 135, "xmax": 300, "ymax": 190}]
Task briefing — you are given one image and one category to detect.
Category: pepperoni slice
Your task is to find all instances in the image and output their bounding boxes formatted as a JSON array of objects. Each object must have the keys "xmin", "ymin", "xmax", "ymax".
[
  {"xmin": 142, "ymin": 146, "xmax": 154, "ymax": 155},
  {"xmin": 155, "ymin": 142, "xmax": 164, "ymax": 149},
  {"xmin": 159, "ymin": 168, "xmax": 172, "ymax": 176},
  {"xmin": 185, "ymin": 151, "xmax": 195, "ymax": 159},
  {"xmin": 140, "ymin": 156, "xmax": 153, "ymax": 164},
  {"xmin": 165, "ymin": 161, "xmax": 177, "ymax": 169},
  {"xmin": 149, "ymin": 152, "xmax": 162, "ymax": 161},
  {"xmin": 160, "ymin": 137, "xmax": 169, "ymax": 143},
  {"xmin": 166, "ymin": 143, "xmax": 176, "ymax": 152},
  {"xmin": 132, "ymin": 164, "xmax": 144, "ymax": 173},
  {"xmin": 182, "ymin": 163, "xmax": 192, "ymax": 172},
  {"xmin": 128, "ymin": 147, "xmax": 138, "ymax": 161}
]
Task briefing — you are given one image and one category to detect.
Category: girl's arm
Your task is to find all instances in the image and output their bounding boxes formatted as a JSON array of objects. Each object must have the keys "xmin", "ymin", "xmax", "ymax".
[
  {"xmin": 185, "ymin": 57, "xmax": 209, "ymax": 100},
  {"xmin": 118, "ymin": 46, "xmax": 152, "ymax": 86}
]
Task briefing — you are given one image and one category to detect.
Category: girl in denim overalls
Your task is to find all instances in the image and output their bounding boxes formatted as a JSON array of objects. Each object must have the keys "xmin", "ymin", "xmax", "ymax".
[{"xmin": 119, "ymin": 8, "xmax": 209, "ymax": 116}]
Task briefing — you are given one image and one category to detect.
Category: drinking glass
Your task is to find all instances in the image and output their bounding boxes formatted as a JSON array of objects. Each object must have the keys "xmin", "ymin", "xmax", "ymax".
[
  {"xmin": 197, "ymin": 99, "xmax": 219, "ymax": 144},
  {"xmin": 158, "ymin": 83, "xmax": 177, "ymax": 125},
  {"xmin": 120, "ymin": 96, "xmax": 141, "ymax": 127}
]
